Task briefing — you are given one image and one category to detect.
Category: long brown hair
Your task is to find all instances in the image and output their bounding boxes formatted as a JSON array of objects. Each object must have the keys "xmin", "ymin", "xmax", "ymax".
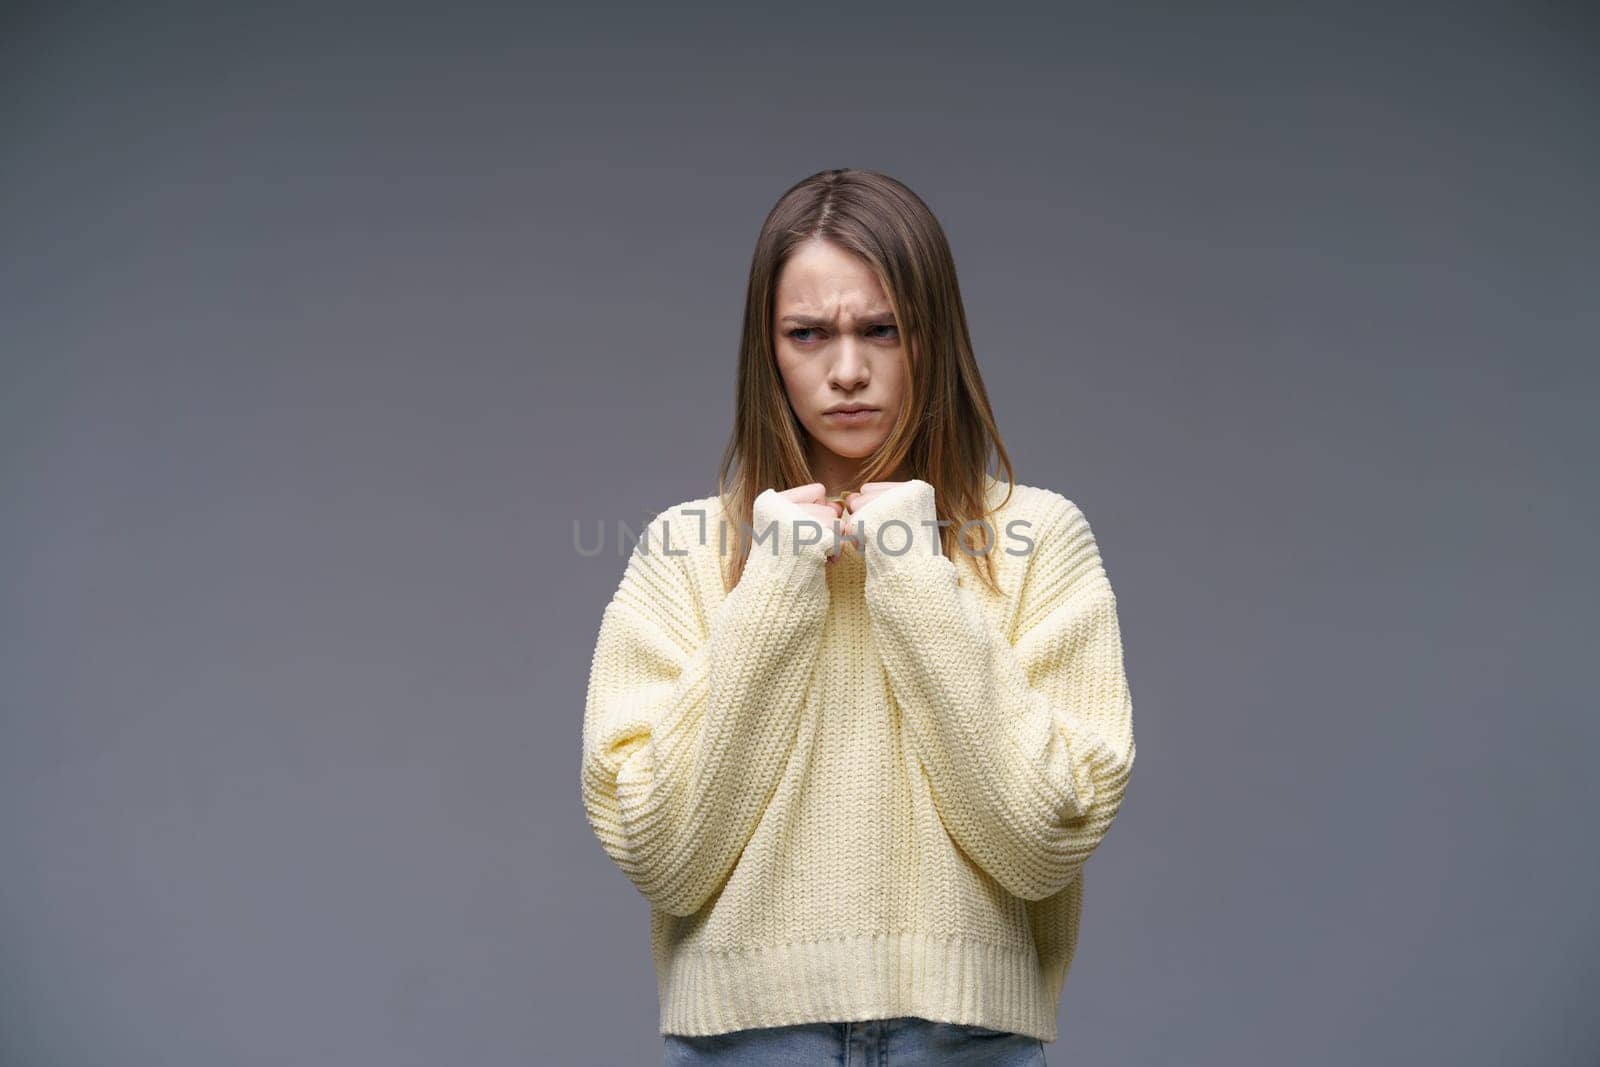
[{"xmin": 716, "ymin": 168, "xmax": 1016, "ymax": 594}]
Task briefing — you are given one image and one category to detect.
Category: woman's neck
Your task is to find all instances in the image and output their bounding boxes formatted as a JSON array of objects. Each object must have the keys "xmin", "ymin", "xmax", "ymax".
[{"xmin": 807, "ymin": 455, "xmax": 912, "ymax": 497}]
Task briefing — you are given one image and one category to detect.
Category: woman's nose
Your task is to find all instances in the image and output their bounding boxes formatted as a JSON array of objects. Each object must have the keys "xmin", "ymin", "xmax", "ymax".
[{"xmin": 828, "ymin": 340, "xmax": 869, "ymax": 387}]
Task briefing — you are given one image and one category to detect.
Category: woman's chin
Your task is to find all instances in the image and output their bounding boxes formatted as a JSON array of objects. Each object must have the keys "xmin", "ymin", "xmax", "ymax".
[{"xmin": 814, "ymin": 435, "xmax": 887, "ymax": 459}]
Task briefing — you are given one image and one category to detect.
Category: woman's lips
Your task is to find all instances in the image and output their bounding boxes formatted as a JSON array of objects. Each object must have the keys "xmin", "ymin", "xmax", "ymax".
[{"xmin": 824, "ymin": 408, "xmax": 878, "ymax": 423}]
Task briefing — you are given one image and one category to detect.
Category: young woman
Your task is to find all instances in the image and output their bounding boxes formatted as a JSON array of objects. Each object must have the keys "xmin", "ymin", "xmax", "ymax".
[{"xmin": 581, "ymin": 168, "xmax": 1136, "ymax": 1066}]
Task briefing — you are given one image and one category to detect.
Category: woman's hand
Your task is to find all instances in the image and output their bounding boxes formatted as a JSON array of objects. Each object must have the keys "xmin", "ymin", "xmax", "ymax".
[
  {"xmin": 778, "ymin": 482, "xmax": 846, "ymax": 562},
  {"xmin": 841, "ymin": 481, "xmax": 909, "ymax": 520}
]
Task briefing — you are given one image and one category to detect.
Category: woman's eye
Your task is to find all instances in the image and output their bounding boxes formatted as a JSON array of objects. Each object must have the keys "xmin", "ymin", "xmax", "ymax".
[{"xmin": 787, "ymin": 325, "xmax": 895, "ymax": 343}]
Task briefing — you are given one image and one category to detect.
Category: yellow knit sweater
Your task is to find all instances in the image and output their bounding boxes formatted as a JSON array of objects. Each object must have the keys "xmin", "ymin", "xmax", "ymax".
[{"xmin": 580, "ymin": 476, "xmax": 1135, "ymax": 1042}]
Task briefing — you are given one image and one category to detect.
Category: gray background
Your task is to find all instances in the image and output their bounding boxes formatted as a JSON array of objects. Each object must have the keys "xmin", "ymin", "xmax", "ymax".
[{"xmin": 3, "ymin": 2, "xmax": 1594, "ymax": 1064}]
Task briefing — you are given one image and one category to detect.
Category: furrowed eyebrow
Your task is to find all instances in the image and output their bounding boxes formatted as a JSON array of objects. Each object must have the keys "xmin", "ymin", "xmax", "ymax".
[{"xmin": 780, "ymin": 312, "xmax": 896, "ymax": 327}]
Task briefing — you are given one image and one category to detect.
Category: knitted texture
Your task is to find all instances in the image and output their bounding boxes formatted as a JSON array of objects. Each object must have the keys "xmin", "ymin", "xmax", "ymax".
[{"xmin": 580, "ymin": 476, "xmax": 1135, "ymax": 1042}]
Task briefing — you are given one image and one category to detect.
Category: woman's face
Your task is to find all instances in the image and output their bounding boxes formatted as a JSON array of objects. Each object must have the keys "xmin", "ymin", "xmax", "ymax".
[{"xmin": 772, "ymin": 238, "xmax": 907, "ymax": 477}]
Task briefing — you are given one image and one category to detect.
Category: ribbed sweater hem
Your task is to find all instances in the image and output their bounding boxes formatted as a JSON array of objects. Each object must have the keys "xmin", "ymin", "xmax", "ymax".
[{"xmin": 656, "ymin": 930, "xmax": 1061, "ymax": 1042}]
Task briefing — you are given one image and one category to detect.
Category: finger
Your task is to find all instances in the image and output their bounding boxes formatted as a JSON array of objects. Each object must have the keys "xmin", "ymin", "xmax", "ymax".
[
  {"xmin": 845, "ymin": 490, "xmax": 880, "ymax": 512},
  {"xmin": 780, "ymin": 482, "xmax": 827, "ymax": 505},
  {"xmin": 793, "ymin": 503, "xmax": 836, "ymax": 523}
]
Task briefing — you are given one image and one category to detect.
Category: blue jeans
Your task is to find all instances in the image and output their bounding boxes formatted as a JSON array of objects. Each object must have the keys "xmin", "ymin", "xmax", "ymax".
[{"xmin": 663, "ymin": 1015, "xmax": 1048, "ymax": 1065}]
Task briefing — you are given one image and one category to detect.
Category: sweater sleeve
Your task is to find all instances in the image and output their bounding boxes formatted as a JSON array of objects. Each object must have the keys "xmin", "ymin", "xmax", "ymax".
[
  {"xmin": 855, "ymin": 479, "xmax": 1136, "ymax": 901},
  {"xmin": 580, "ymin": 490, "xmax": 833, "ymax": 916}
]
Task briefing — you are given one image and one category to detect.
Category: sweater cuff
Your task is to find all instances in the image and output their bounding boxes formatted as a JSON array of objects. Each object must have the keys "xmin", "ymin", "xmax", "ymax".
[
  {"xmin": 748, "ymin": 488, "xmax": 836, "ymax": 570},
  {"xmin": 852, "ymin": 479, "xmax": 947, "ymax": 578}
]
